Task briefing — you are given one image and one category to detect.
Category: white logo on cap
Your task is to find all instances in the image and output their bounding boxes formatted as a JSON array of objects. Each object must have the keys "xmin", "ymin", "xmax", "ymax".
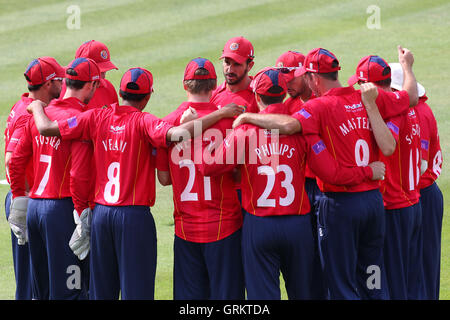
[
  {"xmin": 100, "ymin": 50, "xmax": 108, "ymax": 60},
  {"xmin": 230, "ymin": 43, "xmax": 239, "ymax": 51},
  {"xmin": 46, "ymin": 72, "xmax": 56, "ymax": 81}
]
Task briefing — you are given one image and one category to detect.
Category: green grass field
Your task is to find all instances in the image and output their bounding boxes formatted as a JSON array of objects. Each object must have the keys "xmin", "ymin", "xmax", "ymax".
[{"xmin": 0, "ymin": 0, "xmax": 449, "ymax": 300}]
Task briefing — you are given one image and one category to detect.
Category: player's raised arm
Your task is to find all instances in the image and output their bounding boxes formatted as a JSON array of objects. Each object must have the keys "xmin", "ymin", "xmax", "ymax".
[
  {"xmin": 361, "ymin": 83, "xmax": 396, "ymax": 156},
  {"xmin": 166, "ymin": 103, "xmax": 245, "ymax": 142},
  {"xmin": 397, "ymin": 45, "xmax": 418, "ymax": 107},
  {"xmin": 232, "ymin": 112, "xmax": 301, "ymax": 135},
  {"xmin": 27, "ymin": 100, "xmax": 60, "ymax": 137}
]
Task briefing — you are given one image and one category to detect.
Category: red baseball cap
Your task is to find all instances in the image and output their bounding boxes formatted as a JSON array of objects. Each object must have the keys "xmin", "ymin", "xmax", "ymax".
[
  {"xmin": 220, "ymin": 36, "xmax": 254, "ymax": 65},
  {"xmin": 184, "ymin": 57, "xmax": 217, "ymax": 80},
  {"xmin": 348, "ymin": 55, "xmax": 391, "ymax": 86},
  {"xmin": 252, "ymin": 67, "xmax": 287, "ymax": 97},
  {"xmin": 275, "ymin": 51, "xmax": 306, "ymax": 82},
  {"xmin": 24, "ymin": 57, "xmax": 65, "ymax": 86},
  {"xmin": 75, "ymin": 40, "xmax": 118, "ymax": 73},
  {"xmin": 294, "ymin": 48, "xmax": 341, "ymax": 77},
  {"xmin": 66, "ymin": 57, "xmax": 101, "ymax": 82},
  {"xmin": 120, "ymin": 68, "xmax": 153, "ymax": 94}
]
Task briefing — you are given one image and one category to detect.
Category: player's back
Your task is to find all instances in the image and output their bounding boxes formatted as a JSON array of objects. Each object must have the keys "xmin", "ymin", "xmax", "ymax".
[
  {"xmin": 164, "ymin": 101, "xmax": 242, "ymax": 243},
  {"xmin": 238, "ymin": 103, "xmax": 310, "ymax": 217},
  {"xmin": 28, "ymin": 98, "xmax": 85, "ymax": 199},
  {"xmin": 300, "ymin": 87, "xmax": 378, "ymax": 192},
  {"xmin": 380, "ymin": 108, "xmax": 421, "ymax": 209},
  {"xmin": 82, "ymin": 104, "xmax": 169, "ymax": 207},
  {"xmin": 415, "ymin": 96, "xmax": 442, "ymax": 189}
]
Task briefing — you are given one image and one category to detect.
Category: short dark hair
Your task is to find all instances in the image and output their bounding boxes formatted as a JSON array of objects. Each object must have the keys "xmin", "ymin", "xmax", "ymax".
[
  {"xmin": 183, "ymin": 68, "xmax": 217, "ymax": 94},
  {"xmin": 65, "ymin": 68, "xmax": 88, "ymax": 90},
  {"xmin": 374, "ymin": 78, "xmax": 391, "ymax": 87},
  {"xmin": 258, "ymin": 86, "xmax": 286, "ymax": 105},
  {"xmin": 317, "ymin": 71, "xmax": 338, "ymax": 81},
  {"xmin": 27, "ymin": 83, "xmax": 43, "ymax": 92},
  {"xmin": 119, "ymin": 90, "xmax": 149, "ymax": 102}
]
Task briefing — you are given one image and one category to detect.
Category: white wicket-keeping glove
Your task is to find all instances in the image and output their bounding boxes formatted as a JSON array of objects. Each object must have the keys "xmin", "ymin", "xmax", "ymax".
[
  {"xmin": 8, "ymin": 196, "xmax": 29, "ymax": 245},
  {"xmin": 69, "ymin": 208, "xmax": 92, "ymax": 260}
]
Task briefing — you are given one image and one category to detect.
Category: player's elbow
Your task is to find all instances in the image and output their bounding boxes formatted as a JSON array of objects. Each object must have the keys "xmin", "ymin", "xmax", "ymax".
[
  {"xmin": 380, "ymin": 141, "xmax": 396, "ymax": 157},
  {"xmin": 281, "ymin": 118, "xmax": 302, "ymax": 135}
]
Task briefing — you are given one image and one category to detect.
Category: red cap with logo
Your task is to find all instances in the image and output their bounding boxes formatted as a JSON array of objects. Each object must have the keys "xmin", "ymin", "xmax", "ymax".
[
  {"xmin": 294, "ymin": 48, "xmax": 341, "ymax": 77},
  {"xmin": 24, "ymin": 57, "xmax": 65, "ymax": 86},
  {"xmin": 275, "ymin": 51, "xmax": 306, "ymax": 82},
  {"xmin": 252, "ymin": 67, "xmax": 287, "ymax": 97},
  {"xmin": 347, "ymin": 55, "xmax": 391, "ymax": 86},
  {"xmin": 120, "ymin": 67, "xmax": 153, "ymax": 95},
  {"xmin": 220, "ymin": 36, "xmax": 254, "ymax": 65},
  {"xmin": 75, "ymin": 40, "xmax": 118, "ymax": 73},
  {"xmin": 65, "ymin": 57, "xmax": 101, "ymax": 82},
  {"xmin": 184, "ymin": 57, "xmax": 217, "ymax": 80}
]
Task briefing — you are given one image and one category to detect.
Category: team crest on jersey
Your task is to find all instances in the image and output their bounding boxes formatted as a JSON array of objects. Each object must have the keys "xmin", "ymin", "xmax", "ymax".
[
  {"xmin": 100, "ymin": 50, "xmax": 108, "ymax": 60},
  {"xmin": 110, "ymin": 125, "xmax": 125, "ymax": 133},
  {"xmin": 230, "ymin": 43, "xmax": 239, "ymax": 51}
]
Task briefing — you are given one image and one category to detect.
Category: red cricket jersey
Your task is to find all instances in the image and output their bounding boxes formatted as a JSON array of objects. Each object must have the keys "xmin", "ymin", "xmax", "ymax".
[
  {"xmin": 60, "ymin": 78, "xmax": 119, "ymax": 109},
  {"xmin": 4, "ymin": 93, "xmax": 34, "ymax": 186},
  {"xmin": 58, "ymin": 104, "xmax": 173, "ymax": 207},
  {"xmin": 211, "ymin": 80, "xmax": 259, "ymax": 113},
  {"xmin": 9, "ymin": 97, "xmax": 93, "ymax": 213},
  {"xmin": 285, "ymin": 93, "xmax": 317, "ymax": 179},
  {"xmin": 380, "ymin": 107, "xmax": 421, "ymax": 209},
  {"xmin": 199, "ymin": 103, "xmax": 373, "ymax": 217},
  {"xmin": 157, "ymin": 101, "xmax": 242, "ymax": 243},
  {"xmin": 292, "ymin": 86, "xmax": 410, "ymax": 193},
  {"xmin": 415, "ymin": 95, "xmax": 442, "ymax": 189}
]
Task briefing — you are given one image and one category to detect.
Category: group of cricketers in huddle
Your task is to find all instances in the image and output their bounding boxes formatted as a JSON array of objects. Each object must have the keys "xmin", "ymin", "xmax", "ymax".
[{"xmin": 4, "ymin": 36, "xmax": 443, "ymax": 300}]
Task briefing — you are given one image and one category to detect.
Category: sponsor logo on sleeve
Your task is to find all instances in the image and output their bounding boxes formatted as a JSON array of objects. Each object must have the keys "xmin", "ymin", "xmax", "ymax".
[
  {"xmin": 386, "ymin": 121, "xmax": 399, "ymax": 135},
  {"xmin": 312, "ymin": 140, "xmax": 326, "ymax": 155},
  {"xmin": 297, "ymin": 108, "xmax": 311, "ymax": 119},
  {"xmin": 421, "ymin": 139, "xmax": 429, "ymax": 151},
  {"xmin": 67, "ymin": 116, "xmax": 77, "ymax": 128}
]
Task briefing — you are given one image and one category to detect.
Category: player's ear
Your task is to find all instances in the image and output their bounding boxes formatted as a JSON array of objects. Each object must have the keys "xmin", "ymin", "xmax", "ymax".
[{"xmin": 247, "ymin": 60, "xmax": 255, "ymax": 72}]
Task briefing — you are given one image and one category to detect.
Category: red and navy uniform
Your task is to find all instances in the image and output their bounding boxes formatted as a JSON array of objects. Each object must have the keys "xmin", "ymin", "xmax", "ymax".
[
  {"xmin": 4, "ymin": 93, "xmax": 34, "ymax": 300},
  {"xmin": 416, "ymin": 95, "xmax": 443, "ymax": 300},
  {"xmin": 157, "ymin": 101, "xmax": 244, "ymax": 299},
  {"xmin": 200, "ymin": 103, "xmax": 373, "ymax": 300},
  {"xmin": 9, "ymin": 97, "xmax": 93, "ymax": 300},
  {"xmin": 293, "ymin": 86, "xmax": 410, "ymax": 299},
  {"xmin": 58, "ymin": 104, "xmax": 172, "ymax": 299},
  {"xmin": 380, "ymin": 106, "xmax": 424, "ymax": 300}
]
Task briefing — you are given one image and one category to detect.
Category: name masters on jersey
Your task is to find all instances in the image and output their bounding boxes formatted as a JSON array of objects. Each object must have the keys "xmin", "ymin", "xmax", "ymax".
[{"xmin": 339, "ymin": 116, "xmax": 371, "ymax": 136}]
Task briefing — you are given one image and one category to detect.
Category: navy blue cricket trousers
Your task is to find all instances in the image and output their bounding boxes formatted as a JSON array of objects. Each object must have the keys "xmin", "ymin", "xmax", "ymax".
[
  {"xmin": 304, "ymin": 177, "xmax": 326, "ymax": 300},
  {"xmin": 242, "ymin": 211, "xmax": 315, "ymax": 300},
  {"xmin": 89, "ymin": 204, "xmax": 157, "ymax": 300},
  {"xmin": 317, "ymin": 189, "xmax": 387, "ymax": 300},
  {"xmin": 5, "ymin": 190, "xmax": 33, "ymax": 300},
  {"xmin": 173, "ymin": 229, "xmax": 245, "ymax": 300},
  {"xmin": 420, "ymin": 182, "xmax": 444, "ymax": 300},
  {"xmin": 383, "ymin": 202, "xmax": 424, "ymax": 300},
  {"xmin": 27, "ymin": 198, "xmax": 88, "ymax": 300}
]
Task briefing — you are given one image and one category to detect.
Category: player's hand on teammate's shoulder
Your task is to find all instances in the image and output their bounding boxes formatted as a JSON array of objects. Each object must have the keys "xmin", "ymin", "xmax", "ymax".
[
  {"xmin": 360, "ymin": 82, "xmax": 379, "ymax": 110},
  {"xmin": 368, "ymin": 161, "xmax": 386, "ymax": 181},
  {"xmin": 180, "ymin": 107, "xmax": 198, "ymax": 124},
  {"xmin": 26, "ymin": 99, "xmax": 47, "ymax": 114},
  {"xmin": 219, "ymin": 103, "xmax": 245, "ymax": 119}
]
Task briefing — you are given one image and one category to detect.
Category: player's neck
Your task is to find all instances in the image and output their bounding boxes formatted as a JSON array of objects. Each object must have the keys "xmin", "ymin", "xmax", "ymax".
[
  {"xmin": 186, "ymin": 91, "xmax": 211, "ymax": 103},
  {"xmin": 320, "ymin": 80, "xmax": 341, "ymax": 96},
  {"xmin": 28, "ymin": 90, "xmax": 51, "ymax": 105},
  {"xmin": 226, "ymin": 76, "xmax": 251, "ymax": 93},
  {"xmin": 299, "ymin": 87, "xmax": 313, "ymax": 102},
  {"xmin": 63, "ymin": 88, "xmax": 87, "ymax": 104}
]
